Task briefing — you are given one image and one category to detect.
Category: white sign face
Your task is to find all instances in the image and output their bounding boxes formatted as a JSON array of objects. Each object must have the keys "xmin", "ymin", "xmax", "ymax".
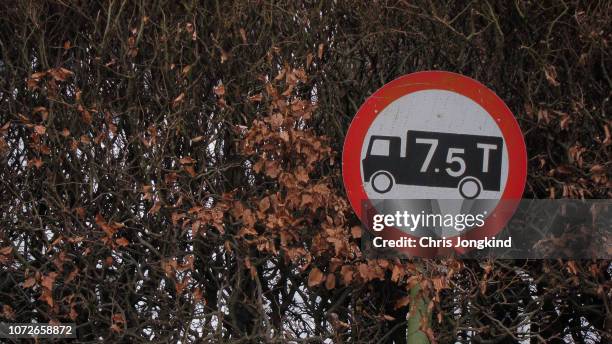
[
  {"xmin": 360, "ymin": 89, "xmax": 509, "ymax": 201},
  {"xmin": 357, "ymin": 90, "xmax": 510, "ymax": 237}
]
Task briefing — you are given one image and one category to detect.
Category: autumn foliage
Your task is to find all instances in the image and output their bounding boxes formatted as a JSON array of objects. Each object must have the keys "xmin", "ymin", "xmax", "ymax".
[{"xmin": 0, "ymin": 1, "xmax": 610, "ymax": 343}]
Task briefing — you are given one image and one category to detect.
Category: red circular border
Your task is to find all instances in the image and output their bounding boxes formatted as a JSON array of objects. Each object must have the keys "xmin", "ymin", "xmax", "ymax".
[{"xmin": 342, "ymin": 71, "xmax": 527, "ymax": 257}]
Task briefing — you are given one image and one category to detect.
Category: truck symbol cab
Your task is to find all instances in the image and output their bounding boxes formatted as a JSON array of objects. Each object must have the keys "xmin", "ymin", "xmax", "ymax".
[{"xmin": 362, "ymin": 130, "xmax": 504, "ymax": 199}]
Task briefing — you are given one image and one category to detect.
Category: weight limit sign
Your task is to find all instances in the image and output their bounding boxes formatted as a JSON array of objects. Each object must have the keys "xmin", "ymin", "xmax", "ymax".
[{"xmin": 342, "ymin": 71, "xmax": 527, "ymax": 257}]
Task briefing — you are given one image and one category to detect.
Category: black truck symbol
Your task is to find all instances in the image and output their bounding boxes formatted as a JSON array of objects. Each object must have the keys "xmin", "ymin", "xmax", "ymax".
[{"xmin": 362, "ymin": 130, "xmax": 503, "ymax": 199}]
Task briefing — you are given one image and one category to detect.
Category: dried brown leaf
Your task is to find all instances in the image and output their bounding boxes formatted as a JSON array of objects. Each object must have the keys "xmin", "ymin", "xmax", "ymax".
[
  {"xmin": 248, "ymin": 93, "xmax": 263, "ymax": 102},
  {"xmin": 34, "ymin": 125, "xmax": 46, "ymax": 134},
  {"xmin": 172, "ymin": 93, "xmax": 186, "ymax": 108},
  {"xmin": 115, "ymin": 237, "xmax": 129, "ymax": 247},
  {"xmin": 23, "ymin": 277, "xmax": 37, "ymax": 288},
  {"xmin": 48, "ymin": 67, "xmax": 73, "ymax": 81},
  {"xmin": 239, "ymin": 28, "xmax": 247, "ymax": 43},
  {"xmin": 325, "ymin": 273, "xmax": 336, "ymax": 290},
  {"xmin": 308, "ymin": 267, "xmax": 325, "ymax": 287},
  {"xmin": 214, "ymin": 84, "xmax": 225, "ymax": 96}
]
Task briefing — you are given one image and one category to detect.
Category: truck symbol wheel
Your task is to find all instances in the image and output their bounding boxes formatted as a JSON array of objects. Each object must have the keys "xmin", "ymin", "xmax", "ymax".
[
  {"xmin": 458, "ymin": 177, "xmax": 482, "ymax": 199},
  {"xmin": 371, "ymin": 171, "xmax": 394, "ymax": 194}
]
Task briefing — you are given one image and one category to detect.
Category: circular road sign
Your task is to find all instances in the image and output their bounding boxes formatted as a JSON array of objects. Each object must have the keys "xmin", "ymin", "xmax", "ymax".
[{"xmin": 342, "ymin": 71, "xmax": 527, "ymax": 256}]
